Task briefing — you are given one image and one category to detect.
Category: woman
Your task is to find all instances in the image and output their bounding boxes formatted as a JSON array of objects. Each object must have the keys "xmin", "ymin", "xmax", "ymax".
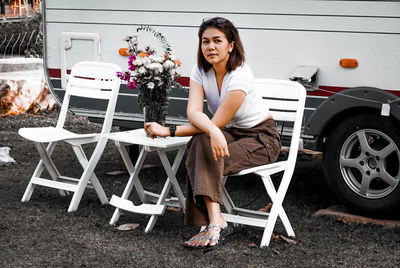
[{"xmin": 144, "ymin": 17, "xmax": 281, "ymax": 251}]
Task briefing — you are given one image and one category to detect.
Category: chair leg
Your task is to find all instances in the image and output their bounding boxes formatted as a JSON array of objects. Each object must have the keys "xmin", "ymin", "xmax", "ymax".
[
  {"xmin": 35, "ymin": 142, "xmax": 63, "ymax": 182},
  {"xmin": 260, "ymin": 173, "xmax": 294, "ymax": 247},
  {"xmin": 222, "ymin": 175, "xmax": 236, "ymax": 214},
  {"xmin": 22, "ymin": 142, "xmax": 67, "ymax": 202},
  {"xmin": 68, "ymin": 139, "xmax": 109, "ymax": 212},
  {"xmin": 21, "ymin": 180, "xmax": 36, "ymax": 202},
  {"xmin": 260, "ymin": 202, "xmax": 280, "ymax": 247},
  {"xmin": 262, "ymin": 175, "xmax": 295, "ymax": 237},
  {"xmin": 71, "ymin": 145, "xmax": 108, "ymax": 204}
]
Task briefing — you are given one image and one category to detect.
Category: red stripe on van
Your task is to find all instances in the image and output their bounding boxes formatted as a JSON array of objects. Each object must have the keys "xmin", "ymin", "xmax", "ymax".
[
  {"xmin": 176, "ymin": 77, "xmax": 190, "ymax": 87},
  {"xmin": 47, "ymin": 69, "xmax": 400, "ymax": 97},
  {"xmin": 307, "ymin": 85, "xmax": 348, "ymax": 97},
  {"xmin": 48, "ymin": 68, "xmax": 70, "ymax": 78},
  {"xmin": 309, "ymin": 85, "xmax": 400, "ymax": 97},
  {"xmin": 48, "ymin": 68, "xmax": 190, "ymax": 87}
]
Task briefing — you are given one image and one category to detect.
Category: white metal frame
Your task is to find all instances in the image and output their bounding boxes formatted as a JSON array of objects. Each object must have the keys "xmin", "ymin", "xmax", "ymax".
[
  {"xmin": 19, "ymin": 61, "xmax": 122, "ymax": 212},
  {"xmin": 59, "ymin": 32, "xmax": 101, "ymax": 90},
  {"xmin": 222, "ymin": 79, "xmax": 306, "ymax": 247},
  {"xmin": 107, "ymin": 129, "xmax": 191, "ymax": 233}
]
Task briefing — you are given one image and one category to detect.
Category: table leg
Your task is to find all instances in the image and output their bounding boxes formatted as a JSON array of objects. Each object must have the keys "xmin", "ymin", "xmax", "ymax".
[
  {"xmin": 117, "ymin": 142, "xmax": 146, "ymax": 202},
  {"xmin": 109, "ymin": 145, "xmax": 147, "ymax": 225},
  {"xmin": 159, "ymin": 147, "xmax": 187, "ymax": 210},
  {"xmin": 144, "ymin": 148, "xmax": 186, "ymax": 233}
]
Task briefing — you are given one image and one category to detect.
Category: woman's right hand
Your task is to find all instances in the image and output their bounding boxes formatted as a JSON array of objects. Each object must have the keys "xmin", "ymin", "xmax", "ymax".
[
  {"xmin": 144, "ymin": 122, "xmax": 170, "ymax": 138},
  {"xmin": 209, "ymin": 126, "xmax": 230, "ymax": 161}
]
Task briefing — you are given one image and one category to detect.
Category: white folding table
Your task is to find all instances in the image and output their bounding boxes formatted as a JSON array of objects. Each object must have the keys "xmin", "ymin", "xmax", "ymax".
[{"xmin": 107, "ymin": 129, "xmax": 191, "ymax": 232}]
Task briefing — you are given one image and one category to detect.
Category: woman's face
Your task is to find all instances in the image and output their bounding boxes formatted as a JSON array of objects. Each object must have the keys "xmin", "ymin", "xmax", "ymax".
[{"xmin": 201, "ymin": 27, "xmax": 234, "ymax": 68}]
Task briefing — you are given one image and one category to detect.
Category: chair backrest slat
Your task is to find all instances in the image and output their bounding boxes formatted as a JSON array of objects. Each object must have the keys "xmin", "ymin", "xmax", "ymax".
[
  {"xmin": 255, "ymin": 82, "xmax": 300, "ymax": 100},
  {"xmin": 69, "ymin": 64, "xmax": 119, "ymax": 84},
  {"xmin": 268, "ymin": 110, "xmax": 297, "ymax": 122},
  {"xmin": 57, "ymin": 61, "xmax": 122, "ymax": 129},
  {"xmin": 255, "ymin": 78, "xmax": 304, "ymax": 123},
  {"xmin": 67, "ymin": 86, "xmax": 113, "ymax": 100},
  {"xmin": 255, "ymin": 78, "xmax": 306, "ymax": 168},
  {"xmin": 65, "ymin": 62, "xmax": 120, "ymax": 99},
  {"xmin": 68, "ymin": 75, "xmax": 117, "ymax": 90}
]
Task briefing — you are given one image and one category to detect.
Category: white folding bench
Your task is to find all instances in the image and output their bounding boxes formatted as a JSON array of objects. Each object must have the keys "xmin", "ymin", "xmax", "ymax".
[
  {"xmin": 19, "ymin": 61, "xmax": 122, "ymax": 212},
  {"xmin": 222, "ymin": 79, "xmax": 306, "ymax": 247}
]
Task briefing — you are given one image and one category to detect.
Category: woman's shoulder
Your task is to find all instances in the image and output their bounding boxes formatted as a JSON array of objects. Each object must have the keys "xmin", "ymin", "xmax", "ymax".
[
  {"xmin": 191, "ymin": 64, "xmax": 211, "ymax": 77},
  {"xmin": 229, "ymin": 63, "xmax": 254, "ymax": 79}
]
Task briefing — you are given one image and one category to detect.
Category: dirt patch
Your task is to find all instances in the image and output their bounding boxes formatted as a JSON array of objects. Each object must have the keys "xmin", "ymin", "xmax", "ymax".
[
  {"xmin": 314, "ymin": 205, "xmax": 400, "ymax": 228},
  {"xmin": 1, "ymin": 111, "xmax": 400, "ymax": 267}
]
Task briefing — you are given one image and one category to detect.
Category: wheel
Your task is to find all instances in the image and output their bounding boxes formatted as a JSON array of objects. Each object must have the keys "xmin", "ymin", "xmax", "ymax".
[{"xmin": 323, "ymin": 113, "xmax": 400, "ymax": 216}]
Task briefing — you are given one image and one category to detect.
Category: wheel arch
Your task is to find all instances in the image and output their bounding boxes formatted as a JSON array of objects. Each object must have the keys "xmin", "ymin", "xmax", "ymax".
[{"xmin": 305, "ymin": 87, "xmax": 400, "ymax": 151}]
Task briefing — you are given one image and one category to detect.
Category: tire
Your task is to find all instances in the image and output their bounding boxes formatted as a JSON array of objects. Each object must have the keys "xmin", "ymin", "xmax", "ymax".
[{"xmin": 322, "ymin": 113, "xmax": 400, "ymax": 217}]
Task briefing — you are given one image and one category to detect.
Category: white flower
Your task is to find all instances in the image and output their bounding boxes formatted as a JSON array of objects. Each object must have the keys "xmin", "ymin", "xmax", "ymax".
[
  {"xmin": 156, "ymin": 56, "xmax": 165, "ymax": 63},
  {"xmin": 149, "ymin": 54, "xmax": 164, "ymax": 63},
  {"xmin": 134, "ymin": 58, "xmax": 143, "ymax": 66},
  {"xmin": 147, "ymin": 82, "xmax": 155, "ymax": 89},
  {"xmin": 163, "ymin": 60, "xmax": 175, "ymax": 70},
  {"xmin": 149, "ymin": 63, "xmax": 163, "ymax": 74},
  {"xmin": 148, "ymin": 55, "xmax": 164, "ymax": 64},
  {"xmin": 142, "ymin": 57, "xmax": 151, "ymax": 65},
  {"xmin": 131, "ymin": 70, "xmax": 138, "ymax": 77},
  {"xmin": 138, "ymin": 66, "xmax": 147, "ymax": 75},
  {"xmin": 130, "ymin": 70, "xmax": 138, "ymax": 77}
]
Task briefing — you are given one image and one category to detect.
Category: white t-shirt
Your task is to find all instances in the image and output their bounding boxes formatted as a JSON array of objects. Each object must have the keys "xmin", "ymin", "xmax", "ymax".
[{"xmin": 190, "ymin": 63, "xmax": 269, "ymax": 128}]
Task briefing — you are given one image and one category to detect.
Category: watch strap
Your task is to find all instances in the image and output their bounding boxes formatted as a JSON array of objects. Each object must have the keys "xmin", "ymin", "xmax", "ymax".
[{"xmin": 169, "ymin": 125, "xmax": 176, "ymax": 137}]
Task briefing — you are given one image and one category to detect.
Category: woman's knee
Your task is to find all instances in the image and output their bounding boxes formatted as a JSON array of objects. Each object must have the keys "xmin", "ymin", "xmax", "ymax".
[
  {"xmin": 193, "ymin": 133, "xmax": 209, "ymax": 143},
  {"xmin": 188, "ymin": 133, "xmax": 210, "ymax": 149},
  {"xmin": 187, "ymin": 133, "xmax": 213, "ymax": 158}
]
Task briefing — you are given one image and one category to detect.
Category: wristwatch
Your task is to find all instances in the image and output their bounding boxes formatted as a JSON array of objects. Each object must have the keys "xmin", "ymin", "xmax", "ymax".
[{"xmin": 169, "ymin": 125, "xmax": 176, "ymax": 137}]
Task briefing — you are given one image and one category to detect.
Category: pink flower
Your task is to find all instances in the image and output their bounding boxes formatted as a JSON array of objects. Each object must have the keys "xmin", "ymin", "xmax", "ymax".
[{"xmin": 127, "ymin": 81, "xmax": 137, "ymax": 89}]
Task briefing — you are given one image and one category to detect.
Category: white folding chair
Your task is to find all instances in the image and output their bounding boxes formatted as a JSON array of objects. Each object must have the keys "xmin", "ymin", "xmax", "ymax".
[
  {"xmin": 19, "ymin": 61, "xmax": 122, "ymax": 212},
  {"xmin": 222, "ymin": 79, "xmax": 306, "ymax": 247}
]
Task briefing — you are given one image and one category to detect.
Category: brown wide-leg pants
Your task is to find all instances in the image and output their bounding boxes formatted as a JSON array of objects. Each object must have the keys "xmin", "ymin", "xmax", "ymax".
[{"xmin": 184, "ymin": 118, "xmax": 281, "ymax": 226}]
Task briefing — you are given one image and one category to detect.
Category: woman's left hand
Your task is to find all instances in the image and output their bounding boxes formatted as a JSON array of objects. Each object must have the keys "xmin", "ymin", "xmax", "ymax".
[
  {"xmin": 209, "ymin": 126, "xmax": 230, "ymax": 161},
  {"xmin": 144, "ymin": 122, "xmax": 170, "ymax": 138}
]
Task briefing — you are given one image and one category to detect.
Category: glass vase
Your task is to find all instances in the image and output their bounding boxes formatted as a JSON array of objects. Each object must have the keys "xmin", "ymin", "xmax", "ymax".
[{"xmin": 143, "ymin": 104, "xmax": 167, "ymax": 127}]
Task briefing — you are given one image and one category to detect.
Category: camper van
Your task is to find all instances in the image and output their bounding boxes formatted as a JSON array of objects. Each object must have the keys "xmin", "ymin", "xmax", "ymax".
[{"xmin": 42, "ymin": 0, "xmax": 400, "ymax": 216}]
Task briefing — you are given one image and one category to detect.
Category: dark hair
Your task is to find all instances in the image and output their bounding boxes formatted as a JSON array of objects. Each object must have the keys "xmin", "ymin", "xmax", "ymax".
[{"xmin": 197, "ymin": 17, "xmax": 245, "ymax": 72}]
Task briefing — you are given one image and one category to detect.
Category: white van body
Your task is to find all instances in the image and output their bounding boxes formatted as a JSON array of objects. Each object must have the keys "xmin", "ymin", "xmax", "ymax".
[{"xmin": 43, "ymin": 0, "xmax": 400, "ymax": 215}]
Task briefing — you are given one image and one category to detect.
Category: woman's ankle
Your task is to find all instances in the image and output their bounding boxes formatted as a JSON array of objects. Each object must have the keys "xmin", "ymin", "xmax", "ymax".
[{"xmin": 208, "ymin": 215, "xmax": 227, "ymax": 227}]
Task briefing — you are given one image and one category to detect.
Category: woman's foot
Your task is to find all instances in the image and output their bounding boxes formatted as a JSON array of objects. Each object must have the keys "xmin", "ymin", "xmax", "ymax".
[
  {"xmin": 204, "ymin": 223, "xmax": 227, "ymax": 247},
  {"xmin": 184, "ymin": 227, "xmax": 208, "ymax": 248},
  {"xmin": 203, "ymin": 196, "xmax": 229, "ymax": 247},
  {"xmin": 203, "ymin": 224, "xmax": 233, "ymax": 253}
]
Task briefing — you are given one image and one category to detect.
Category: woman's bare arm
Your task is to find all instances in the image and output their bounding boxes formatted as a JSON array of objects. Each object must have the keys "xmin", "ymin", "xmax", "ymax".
[
  {"xmin": 185, "ymin": 81, "xmax": 246, "ymax": 132},
  {"xmin": 145, "ymin": 81, "xmax": 246, "ymax": 160}
]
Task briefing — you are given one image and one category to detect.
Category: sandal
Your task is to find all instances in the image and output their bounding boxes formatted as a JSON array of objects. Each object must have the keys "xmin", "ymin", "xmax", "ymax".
[
  {"xmin": 203, "ymin": 224, "xmax": 233, "ymax": 253},
  {"xmin": 183, "ymin": 227, "xmax": 208, "ymax": 249}
]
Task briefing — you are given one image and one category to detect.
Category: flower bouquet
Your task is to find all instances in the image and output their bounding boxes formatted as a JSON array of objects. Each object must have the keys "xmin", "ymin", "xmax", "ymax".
[{"xmin": 117, "ymin": 26, "xmax": 182, "ymax": 125}]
